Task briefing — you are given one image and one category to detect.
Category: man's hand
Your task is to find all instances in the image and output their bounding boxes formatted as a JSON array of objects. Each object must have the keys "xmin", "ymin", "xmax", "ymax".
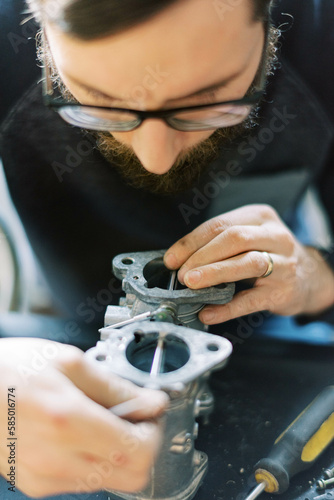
[
  {"xmin": 164, "ymin": 204, "xmax": 334, "ymax": 324},
  {"xmin": 0, "ymin": 337, "xmax": 168, "ymax": 498}
]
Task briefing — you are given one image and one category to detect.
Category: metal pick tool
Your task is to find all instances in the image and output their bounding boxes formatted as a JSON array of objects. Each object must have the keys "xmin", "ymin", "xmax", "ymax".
[
  {"xmin": 99, "ymin": 310, "xmax": 152, "ymax": 332},
  {"xmin": 168, "ymin": 270, "xmax": 177, "ymax": 291},
  {"xmin": 150, "ymin": 336, "xmax": 165, "ymax": 377}
]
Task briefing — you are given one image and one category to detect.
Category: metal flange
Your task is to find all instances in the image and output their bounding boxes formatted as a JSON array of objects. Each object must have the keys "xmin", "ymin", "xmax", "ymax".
[{"xmin": 112, "ymin": 250, "xmax": 235, "ymax": 305}]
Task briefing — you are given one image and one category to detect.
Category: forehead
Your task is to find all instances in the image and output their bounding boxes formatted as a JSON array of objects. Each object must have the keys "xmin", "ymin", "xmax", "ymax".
[{"xmin": 46, "ymin": 0, "xmax": 263, "ymax": 102}]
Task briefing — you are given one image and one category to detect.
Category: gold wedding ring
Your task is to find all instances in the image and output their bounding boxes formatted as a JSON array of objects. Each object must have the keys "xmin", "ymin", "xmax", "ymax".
[{"xmin": 261, "ymin": 251, "xmax": 274, "ymax": 278}]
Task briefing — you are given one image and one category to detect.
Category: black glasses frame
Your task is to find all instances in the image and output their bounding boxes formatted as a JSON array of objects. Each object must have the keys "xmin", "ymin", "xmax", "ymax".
[{"xmin": 43, "ymin": 89, "xmax": 264, "ymax": 126}]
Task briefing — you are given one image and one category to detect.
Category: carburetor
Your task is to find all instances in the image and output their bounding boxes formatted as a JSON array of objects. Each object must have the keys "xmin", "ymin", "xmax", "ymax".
[{"xmin": 86, "ymin": 250, "xmax": 235, "ymax": 500}]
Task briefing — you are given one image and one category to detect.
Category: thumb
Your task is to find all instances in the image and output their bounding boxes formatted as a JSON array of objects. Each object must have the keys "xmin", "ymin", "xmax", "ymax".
[{"xmin": 55, "ymin": 349, "xmax": 169, "ymax": 419}]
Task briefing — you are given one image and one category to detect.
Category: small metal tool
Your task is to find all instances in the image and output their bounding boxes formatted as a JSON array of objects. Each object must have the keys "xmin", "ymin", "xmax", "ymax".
[
  {"xmin": 324, "ymin": 468, "xmax": 334, "ymax": 479},
  {"xmin": 100, "ymin": 304, "xmax": 177, "ymax": 333},
  {"xmin": 318, "ymin": 478, "xmax": 334, "ymax": 491},
  {"xmin": 100, "ymin": 310, "xmax": 152, "ymax": 331},
  {"xmin": 168, "ymin": 270, "xmax": 177, "ymax": 291},
  {"xmin": 150, "ymin": 335, "xmax": 165, "ymax": 377}
]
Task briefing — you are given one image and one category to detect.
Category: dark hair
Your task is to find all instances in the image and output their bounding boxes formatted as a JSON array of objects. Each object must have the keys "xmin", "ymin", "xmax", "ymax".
[{"xmin": 27, "ymin": 0, "xmax": 273, "ymax": 39}]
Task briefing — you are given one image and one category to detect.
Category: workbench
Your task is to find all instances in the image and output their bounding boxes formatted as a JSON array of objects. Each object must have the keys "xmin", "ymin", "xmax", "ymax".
[
  {"xmin": 1, "ymin": 314, "xmax": 334, "ymax": 500},
  {"xmin": 196, "ymin": 337, "xmax": 334, "ymax": 500}
]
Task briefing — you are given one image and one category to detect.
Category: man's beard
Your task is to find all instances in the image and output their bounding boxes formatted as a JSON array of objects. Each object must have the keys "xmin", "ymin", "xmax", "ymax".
[
  {"xmin": 92, "ymin": 123, "xmax": 250, "ymax": 194},
  {"xmin": 39, "ymin": 24, "xmax": 279, "ymax": 195}
]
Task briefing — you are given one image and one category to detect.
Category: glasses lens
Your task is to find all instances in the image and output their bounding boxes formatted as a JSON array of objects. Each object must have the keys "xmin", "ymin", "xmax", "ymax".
[
  {"xmin": 168, "ymin": 104, "xmax": 253, "ymax": 131},
  {"xmin": 58, "ymin": 106, "xmax": 140, "ymax": 131}
]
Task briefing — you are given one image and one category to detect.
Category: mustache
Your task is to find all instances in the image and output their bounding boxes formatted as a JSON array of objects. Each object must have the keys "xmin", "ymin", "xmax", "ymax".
[{"xmin": 91, "ymin": 120, "xmax": 252, "ymax": 195}]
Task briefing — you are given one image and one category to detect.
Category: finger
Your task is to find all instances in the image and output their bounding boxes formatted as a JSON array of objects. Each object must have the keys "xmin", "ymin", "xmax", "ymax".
[
  {"xmin": 55, "ymin": 396, "xmax": 162, "ymax": 467},
  {"xmin": 19, "ymin": 414, "xmax": 157, "ymax": 492},
  {"xmin": 56, "ymin": 351, "xmax": 169, "ymax": 418},
  {"xmin": 18, "ymin": 457, "xmax": 150, "ymax": 496},
  {"xmin": 17, "ymin": 466, "xmax": 80, "ymax": 498},
  {"xmin": 18, "ymin": 365, "xmax": 164, "ymax": 467},
  {"xmin": 109, "ymin": 395, "xmax": 169, "ymax": 420},
  {"xmin": 164, "ymin": 204, "xmax": 278, "ymax": 269},
  {"xmin": 20, "ymin": 433, "xmax": 154, "ymax": 487},
  {"xmin": 177, "ymin": 224, "xmax": 284, "ymax": 283},
  {"xmin": 183, "ymin": 251, "xmax": 278, "ymax": 289},
  {"xmin": 18, "ymin": 444, "xmax": 102, "ymax": 481},
  {"xmin": 199, "ymin": 287, "xmax": 273, "ymax": 324},
  {"xmin": 19, "ymin": 370, "xmax": 163, "ymax": 465}
]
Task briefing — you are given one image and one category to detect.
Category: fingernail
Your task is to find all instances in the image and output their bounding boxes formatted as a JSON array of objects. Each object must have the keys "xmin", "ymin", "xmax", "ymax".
[
  {"xmin": 185, "ymin": 270, "xmax": 202, "ymax": 285},
  {"xmin": 178, "ymin": 275, "xmax": 185, "ymax": 285},
  {"xmin": 164, "ymin": 252, "xmax": 178, "ymax": 269},
  {"xmin": 201, "ymin": 308, "xmax": 216, "ymax": 324},
  {"xmin": 177, "ymin": 266, "xmax": 188, "ymax": 285}
]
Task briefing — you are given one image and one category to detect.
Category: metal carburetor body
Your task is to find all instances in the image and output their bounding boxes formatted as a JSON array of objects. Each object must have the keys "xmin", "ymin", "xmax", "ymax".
[{"xmin": 86, "ymin": 250, "xmax": 235, "ymax": 500}]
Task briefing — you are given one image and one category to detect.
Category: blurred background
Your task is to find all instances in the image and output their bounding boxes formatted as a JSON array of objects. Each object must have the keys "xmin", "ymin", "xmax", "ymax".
[{"xmin": 0, "ymin": 0, "xmax": 52, "ymax": 314}]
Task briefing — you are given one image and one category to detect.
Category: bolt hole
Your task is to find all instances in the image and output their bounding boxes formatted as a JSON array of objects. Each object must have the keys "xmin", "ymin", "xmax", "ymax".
[
  {"xmin": 96, "ymin": 354, "xmax": 106, "ymax": 361},
  {"xmin": 122, "ymin": 257, "xmax": 134, "ymax": 265},
  {"xmin": 133, "ymin": 276, "xmax": 139, "ymax": 280},
  {"xmin": 207, "ymin": 343, "xmax": 219, "ymax": 352}
]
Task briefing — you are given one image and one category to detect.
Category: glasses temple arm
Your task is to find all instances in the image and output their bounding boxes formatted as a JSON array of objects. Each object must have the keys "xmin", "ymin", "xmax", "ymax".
[{"xmin": 41, "ymin": 29, "xmax": 53, "ymax": 96}]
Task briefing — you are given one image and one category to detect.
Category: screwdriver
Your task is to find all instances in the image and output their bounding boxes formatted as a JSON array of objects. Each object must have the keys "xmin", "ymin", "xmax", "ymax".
[{"xmin": 245, "ymin": 386, "xmax": 334, "ymax": 500}]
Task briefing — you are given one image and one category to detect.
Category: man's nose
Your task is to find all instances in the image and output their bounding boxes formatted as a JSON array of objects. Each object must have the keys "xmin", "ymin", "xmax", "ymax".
[{"xmin": 131, "ymin": 119, "xmax": 183, "ymax": 174}]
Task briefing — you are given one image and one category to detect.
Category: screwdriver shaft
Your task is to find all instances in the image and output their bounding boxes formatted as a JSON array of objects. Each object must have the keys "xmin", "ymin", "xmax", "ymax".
[{"xmin": 245, "ymin": 482, "xmax": 266, "ymax": 500}]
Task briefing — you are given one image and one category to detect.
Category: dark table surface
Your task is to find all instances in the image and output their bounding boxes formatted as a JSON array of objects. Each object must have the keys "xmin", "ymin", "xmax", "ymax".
[
  {"xmin": 1, "ymin": 314, "xmax": 334, "ymax": 500},
  {"xmin": 195, "ymin": 338, "xmax": 334, "ymax": 500}
]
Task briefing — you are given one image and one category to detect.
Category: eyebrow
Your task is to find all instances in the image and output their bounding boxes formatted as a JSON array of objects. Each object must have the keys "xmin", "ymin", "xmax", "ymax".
[{"xmin": 64, "ymin": 68, "xmax": 243, "ymax": 104}]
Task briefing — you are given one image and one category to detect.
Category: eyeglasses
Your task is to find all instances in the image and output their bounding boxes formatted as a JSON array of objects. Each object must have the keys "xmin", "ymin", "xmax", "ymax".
[{"xmin": 42, "ymin": 51, "xmax": 265, "ymax": 133}]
